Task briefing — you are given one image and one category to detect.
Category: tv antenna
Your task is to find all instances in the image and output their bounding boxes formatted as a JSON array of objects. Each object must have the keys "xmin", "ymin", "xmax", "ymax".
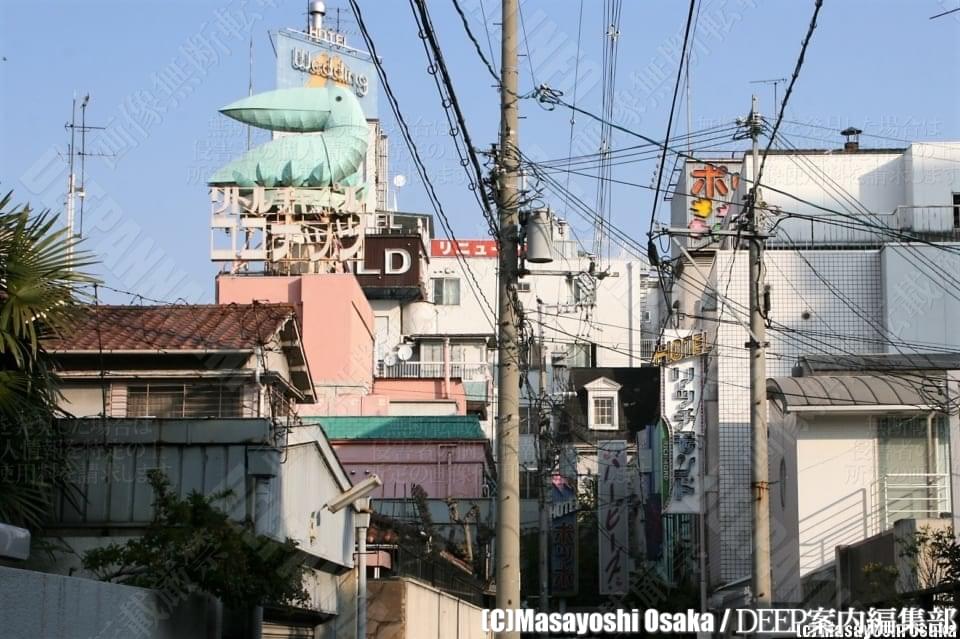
[
  {"xmin": 64, "ymin": 93, "xmax": 111, "ymax": 266},
  {"xmin": 749, "ymin": 78, "xmax": 788, "ymax": 113}
]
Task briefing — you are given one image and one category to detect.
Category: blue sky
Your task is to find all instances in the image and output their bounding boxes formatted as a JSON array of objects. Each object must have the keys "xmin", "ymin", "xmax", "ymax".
[{"xmin": 1, "ymin": 0, "xmax": 958, "ymax": 303}]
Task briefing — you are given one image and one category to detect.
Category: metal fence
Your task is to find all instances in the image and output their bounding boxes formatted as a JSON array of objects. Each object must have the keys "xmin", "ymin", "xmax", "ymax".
[
  {"xmin": 376, "ymin": 360, "xmax": 491, "ymax": 381},
  {"xmin": 881, "ymin": 473, "xmax": 952, "ymax": 529},
  {"xmin": 390, "ymin": 544, "xmax": 487, "ymax": 606}
]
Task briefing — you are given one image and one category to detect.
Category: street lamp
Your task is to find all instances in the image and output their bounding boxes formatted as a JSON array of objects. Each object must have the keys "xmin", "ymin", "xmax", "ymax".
[{"xmin": 326, "ymin": 475, "xmax": 383, "ymax": 639}]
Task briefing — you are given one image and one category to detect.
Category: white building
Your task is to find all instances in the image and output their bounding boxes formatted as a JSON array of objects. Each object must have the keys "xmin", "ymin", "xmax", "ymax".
[{"xmin": 667, "ymin": 137, "xmax": 960, "ymax": 603}]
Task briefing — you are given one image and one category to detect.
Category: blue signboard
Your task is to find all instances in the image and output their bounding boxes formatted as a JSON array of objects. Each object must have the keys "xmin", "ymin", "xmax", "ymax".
[{"xmin": 274, "ymin": 28, "xmax": 378, "ymax": 117}]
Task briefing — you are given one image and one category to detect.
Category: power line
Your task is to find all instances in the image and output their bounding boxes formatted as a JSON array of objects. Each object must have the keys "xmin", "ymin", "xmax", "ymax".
[
  {"xmin": 753, "ymin": 0, "xmax": 824, "ymax": 191},
  {"xmin": 649, "ymin": 0, "xmax": 699, "ymax": 236},
  {"xmin": 409, "ymin": 0, "xmax": 499, "ymax": 239},
  {"xmin": 348, "ymin": 0, "xmax": 497, "ymax": 330},
  {"xmin": 450, "ymin": 0, "xmax": 499, "ymax": 82}
]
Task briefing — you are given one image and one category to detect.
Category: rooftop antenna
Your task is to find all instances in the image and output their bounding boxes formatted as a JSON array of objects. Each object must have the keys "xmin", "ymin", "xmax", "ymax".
[
  {"xmin": 749, "ymin": 78, "xmax": 787, "ymax": 148},
  {"xmin": 64, "ymin": 93, "xmax": 108, "ymax": 268},
  {"xmin": 749, "ymin": 78, "xmax": 788, "ymax": 115}
]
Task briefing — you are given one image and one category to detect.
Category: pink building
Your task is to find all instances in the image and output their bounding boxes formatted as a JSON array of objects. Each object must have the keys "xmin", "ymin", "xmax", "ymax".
[
  {"xmin": 216, "ymin": 273, "xmax": 466, "ymax": 416},
  {"xmin": 313, "ymin": 416, "xmax": 492, "ymax": 501}
]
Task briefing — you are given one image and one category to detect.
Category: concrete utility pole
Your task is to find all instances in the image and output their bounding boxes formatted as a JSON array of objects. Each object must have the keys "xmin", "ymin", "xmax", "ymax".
[
  {"xmin": 746, "ymin": 94, "xmax": 772, "ymax": 607},
  {"xmin": 537, "ymin": 299, "xmax": 549, "ymax": 619},
  {"xmin": 495, "ymin": 0, "xmax": 522, "ymax": 633}
]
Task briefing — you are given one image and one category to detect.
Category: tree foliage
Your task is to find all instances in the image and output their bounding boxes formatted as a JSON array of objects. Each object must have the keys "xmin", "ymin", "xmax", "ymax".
[
  {"xmin": 899, "ymin": 525, "xmax": 960, "ymax": 592},
  {"xmin": 82, "ymin": 470, "xmax": 309, "ymax": 610},
  {"xmin": 0, "ymin": 192, "xmax": 95, "ymax": 528}
]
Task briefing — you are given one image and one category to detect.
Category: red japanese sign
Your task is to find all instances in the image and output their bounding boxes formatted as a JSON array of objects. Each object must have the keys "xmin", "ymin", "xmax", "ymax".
[{"xmin": 430, "ymin": 239, "xmax": 499, "ymax": 258}]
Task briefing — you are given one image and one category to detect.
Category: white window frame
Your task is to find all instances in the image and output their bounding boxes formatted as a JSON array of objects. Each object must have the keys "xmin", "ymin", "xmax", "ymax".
[
  {"xmin": 584, "ymin": 377, "xmax": 622, "ymax": 431},
  {"xmin": 431, "ymin": 277, "xmax": 461, "ymax": 305}
]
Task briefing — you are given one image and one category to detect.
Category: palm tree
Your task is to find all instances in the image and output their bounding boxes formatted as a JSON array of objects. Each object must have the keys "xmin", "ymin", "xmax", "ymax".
[{"xmin": 0, "ymin": 191, "xmax": 96, "ymax": 529}]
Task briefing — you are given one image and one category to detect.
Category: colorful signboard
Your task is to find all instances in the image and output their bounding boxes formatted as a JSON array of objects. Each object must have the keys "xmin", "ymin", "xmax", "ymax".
[
  {"xmin": 686, "ymin": 161, "xmax": 742, "ymax": 237},
  {"xmin": 550, "ymin": 475, "xmax": 578, "ymax": 597},
  {"xmin": 430, "ymin": 239, "xmax": 499, "ymax": 258},
  {"xmin": 598, "ymin": 440, "xmax": 630, "ymax": 595},
  {"xmin": 275, "ymin": 29, "xmax": 378, "ymax": 116},
  {"xmin": 661, "ymin": 330, "xmax": 705, "ymax": 514}
]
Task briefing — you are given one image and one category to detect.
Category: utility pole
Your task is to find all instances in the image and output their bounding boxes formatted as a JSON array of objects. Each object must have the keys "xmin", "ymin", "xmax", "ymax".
[
  {"xmin": 537, "ymin": 299, "xmax": 549, "ymax": 620},
  {"xmin": 495, "ymin": 0, "xmax": 521, "ymax": 632},
  {"xmin": 746, "ymin": 94, "xmax": 772, "ymax": 607}
]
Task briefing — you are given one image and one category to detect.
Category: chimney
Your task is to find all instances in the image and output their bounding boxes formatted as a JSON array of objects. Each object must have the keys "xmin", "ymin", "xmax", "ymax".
[
  {"xmin": 308, "ymin": 0, "xmax": 325, "ymax": 34},
  {"xmin": 841, "ymin": 126, "xmax": 862, "ymax": 152}
]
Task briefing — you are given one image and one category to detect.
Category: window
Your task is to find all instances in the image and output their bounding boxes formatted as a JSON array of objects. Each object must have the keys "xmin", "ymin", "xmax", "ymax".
[
  {"xmin": 567, "ymin": 342, "xmax": 593, "ymax": 368},
  {"xmin": 517, "ymin": 281, "xmax": 531, "ymax": 293},
  {"xmin": 584, "ymin": 377, "xmax": 621, "ymax": 430},
  {"xmin": 593, "ymin": 397, "xmax": 614, "ymax": 428},
  {"xmin": 527, "ymin": 339, "xmax": 543, "ymax": 370},
  {"xmin": 519, "ymin": 405, "xmax": 544, "ymax": 435},
  {"xmin": 431, "ymin": 277, "xmax": 460, "ymax": 305},
  {"xmin": 520, "ymin": 470, "xmax": 540, "ymax": 499},
  {"xmin": 953, "ymin": 193, "xmax": 960, "ymax": 229},
  {"xmin": 127, "ymin": 383, "xmax": 243, "ymax": 418}
]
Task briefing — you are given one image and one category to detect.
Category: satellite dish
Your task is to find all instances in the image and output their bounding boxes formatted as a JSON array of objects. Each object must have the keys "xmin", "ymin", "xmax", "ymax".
[
  {"xmin": 393, "ymin": 174, "xmax": 407, "ymax": 188},
  {"xmin": 383, "ymin": 352, "xmax": 398, "ymax": 367},
  {"xmin": 396, "ymin": 344, "xmax": 413, "ymax": 361}
]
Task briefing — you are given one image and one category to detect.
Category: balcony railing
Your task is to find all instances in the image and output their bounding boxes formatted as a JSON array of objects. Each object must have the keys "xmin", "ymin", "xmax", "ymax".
[
  {"xmin": 376, "ymin": 360, "xmax": 491, "ymax": 381},
  {"xmin": 881, "ymin": 472, "xmax": 951, "ymax": 529},
  {"xmin": 766, "ymin": 205, "xmax": 960, "ymax": 248}
]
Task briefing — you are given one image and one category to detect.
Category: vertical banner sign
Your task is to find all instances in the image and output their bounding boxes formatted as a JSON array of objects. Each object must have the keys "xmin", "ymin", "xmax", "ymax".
[
  {"xmin": 598, "ymin": 440, "xmax": 629, "ymax": 595},
  {"xmin": 659, "ymin": 330, "xmax": 706, "ymax": 514},
  {"xmin": 550, "ymin": 475, "xmax": 578, "ymax": 597}
]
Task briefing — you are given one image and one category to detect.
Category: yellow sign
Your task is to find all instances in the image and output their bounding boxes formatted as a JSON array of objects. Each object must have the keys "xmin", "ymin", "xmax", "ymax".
[{"xmin": 651, "ymin": 332, "xmax": 708, "ymax": 366}]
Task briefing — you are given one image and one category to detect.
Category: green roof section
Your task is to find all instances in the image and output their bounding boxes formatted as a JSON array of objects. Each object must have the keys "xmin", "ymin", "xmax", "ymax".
[{"xmin": 306, "ymin": 415, "xmax": 485, "ymax": 441}]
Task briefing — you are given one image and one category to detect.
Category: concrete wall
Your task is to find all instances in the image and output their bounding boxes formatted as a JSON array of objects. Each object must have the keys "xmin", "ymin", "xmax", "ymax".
[
  {"xmin": 217, "ymin": 273, "xmax": 375, "ymax": 395},
  {"xmin": 904, "ymin": 142, "xmax": 960, "ymax": 206},
  {"xmin": 882, "ymin": 243, "xmax": 960, "ymax": 350},
  {"xmin": 367, "ymin": 578, "xmax": 491, "ymax": 639},
  {"xmin": 769, "ymin": 408, "xmax": 801, "ymax": 604},
  {"xmin": 279, "ymin": 441, "xmax": 356, "ymax": 577},
  {"xmin": 372, "ymin": 379, "xmax": 467, "ymax": 415},
  {"xmin": 370, "ymin": 299, "xmax": 403, "ymax": 362},
  {"xmin": 0, "ymin": 566, "xmax": 219, "ymax": 639},
  {"xmin": 713, "ymin": 248, "xmax": 884, "ymax": 582},
  {"xmin": 402, "ymin": 251, "xmax": 656, "ymax": 368},
  {"xmin": 795, "ymin": 414, "xmax": 880, "ymax": 575}
]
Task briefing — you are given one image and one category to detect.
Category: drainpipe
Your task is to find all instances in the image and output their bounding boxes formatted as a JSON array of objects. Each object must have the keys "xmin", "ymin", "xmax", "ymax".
[
  {"xmin": 356, "ymin": 497, "xmax": 372, "ymax": 639},
  {"xmin": 443, "ymin": 336, "xmax": 451, "ymax": 400}
]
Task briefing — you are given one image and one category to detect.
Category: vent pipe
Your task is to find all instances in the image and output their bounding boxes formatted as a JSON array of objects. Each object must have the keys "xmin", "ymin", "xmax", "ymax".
[
  {"xmin": 841, "ymin": 126, "xmax": 862, "ymax": 152},
  {"xmin": 308, "ymin": 0, "xmax": 326, "ymax": 33}
]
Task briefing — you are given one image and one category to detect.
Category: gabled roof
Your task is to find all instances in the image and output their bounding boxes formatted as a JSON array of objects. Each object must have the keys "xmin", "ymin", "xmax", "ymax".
[
  {"xmin": 308, "ymin": 415, "xmax": 485, "ymax": 441},
  {"xmin": 45, "ymin": 303, "xmax": 297, "ymax": 352}
]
